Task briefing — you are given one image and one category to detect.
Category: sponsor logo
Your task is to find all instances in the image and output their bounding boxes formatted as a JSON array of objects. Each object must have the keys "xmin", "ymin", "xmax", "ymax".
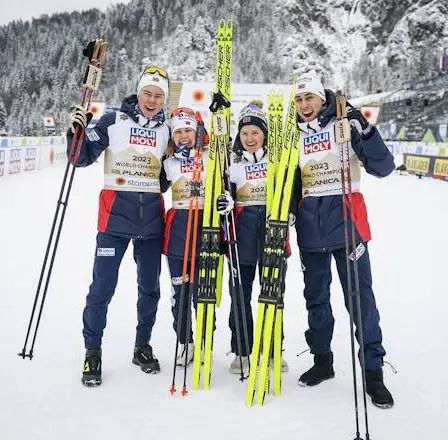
[
  {"xmin": 181, "ymin": 158, "xmax": 204, "ymax": 174},
  {"xmin": 127, "ymin": 179, "xmax": 159, "ymax": 188},
  {"xmin": 304, "ymin": 132, "xmax": 331, "ymax": 154},
  {"xmin": 245, "ymin": 162, "xmax": 267, "ymax": 180},
  {"xmin": 97, "ymin": 247, "xmax": 115, "ymax": 257},
  {"xmin": 129, "ymin": 127, "xmax": 156, "ymax": 147}
]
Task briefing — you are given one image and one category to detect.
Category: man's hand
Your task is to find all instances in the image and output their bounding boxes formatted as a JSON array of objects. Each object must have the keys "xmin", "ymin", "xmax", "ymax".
[
  {"xmin": 70, "ymin": 105, "xmax": 93, "ymax": 134},
  {"xmin": 347, "ymin": 108, "xmax": 372, "ymax": 138}
]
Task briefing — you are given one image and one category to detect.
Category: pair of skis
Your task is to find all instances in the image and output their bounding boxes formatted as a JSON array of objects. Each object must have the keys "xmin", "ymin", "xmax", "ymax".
[
  {"xmin": 171, "ymin": 18, "xmax": 251, "ymax": 393},
  {"xmin": 192, "ymin": 19, "xmax": 234, "ymax": 390},
  {"xmin": 246, "ymin": 82, "xmax": 300, "ymax": 407}
]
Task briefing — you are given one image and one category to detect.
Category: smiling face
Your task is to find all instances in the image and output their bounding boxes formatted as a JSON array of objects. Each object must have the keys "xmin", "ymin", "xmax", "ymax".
[
  {"xmin": 173, "ymin": 128, "xmax": 196, "ymax": 148},
  {"xmin": 239, "ymin": 125, "xmax": 265, "ymax": 154},
  {"xmin": 137, "ymin": 85, "xmax": 165, "ymax": 118},
  {"xmin": 294, "ymin": 92, "xmax": 324, "ymax": 122}
]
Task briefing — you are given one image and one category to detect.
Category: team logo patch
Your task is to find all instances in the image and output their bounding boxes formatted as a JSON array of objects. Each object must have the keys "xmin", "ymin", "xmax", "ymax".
[
  {"xmin": 245, "ymin": 162, "xmax": 267, "ymax": 180},
  {"xmin": 171, "ymin": 275, "xmax": 188, "ymax": 285},
  {"xmin": 87, "ymin": 129, "xmax": 100, "ymax": 142},
  {"xmin": 97, "ymin": 247, "xmax": 115, "ymax": 257},
  {"xmin": 304, "ymin": 131, "xmax": 331, "ymax": 154},
  {"xmin": 129, "ymin": 127, "xmax": 157, "ymax": 147}
]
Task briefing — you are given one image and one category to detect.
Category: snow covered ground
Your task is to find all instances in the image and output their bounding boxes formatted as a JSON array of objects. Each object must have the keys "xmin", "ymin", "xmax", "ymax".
[{"xmin": 1, "ymin": 161, "xmax": 447, "ymax": 440}]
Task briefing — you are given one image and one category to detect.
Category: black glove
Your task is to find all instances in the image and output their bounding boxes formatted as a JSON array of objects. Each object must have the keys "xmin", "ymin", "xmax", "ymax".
[
  {"xmin": 347, "ymin": 108, "xmax": 372, "ymax": 138},
  {"xmin": 216, "ymin": 191, "xmax": 234, "ymax": 215},
  {"xmin": 70, "ymin": 105, "xmax": 93, "ymax": 134}
]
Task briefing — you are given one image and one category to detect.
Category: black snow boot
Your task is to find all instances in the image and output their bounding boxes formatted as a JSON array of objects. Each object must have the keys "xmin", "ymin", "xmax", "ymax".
[
  {"xmin": 298, "ymin": 353, "xmax": 335, "ymax": 387},
  {"xmin": 365, "ymin": 369, "xmax": 394, "ymax": 408},
  {"xmin": 132, "ymin": 343, "xmax": 160, "ymax": 374},
  {"xmin": 82, "ymin": 348, "xmax": 102, "ymax": 387}
]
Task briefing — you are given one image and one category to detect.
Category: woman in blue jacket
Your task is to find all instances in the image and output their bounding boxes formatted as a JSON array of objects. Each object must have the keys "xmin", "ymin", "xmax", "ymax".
[
  {"xmin": 68, "ymin": 66, "xmax": 170, "ymax": 386},
  {"xmin": 218, "ymin": 102, "xmax": 289, "ymax": 374},
  {"xmin": 291, "ymin": 71, "xmax": 395, "ymax": 408},
  {"xmin": 162, "ymin": 107, "xmax": 208, "ymax": 368}
]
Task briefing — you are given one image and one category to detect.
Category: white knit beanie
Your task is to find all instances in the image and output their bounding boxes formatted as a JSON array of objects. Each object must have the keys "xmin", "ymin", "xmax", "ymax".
[
  {"xmin": 295, "ymin": 70, "xmax": 326, "ymax": 102},
  {"xmin": 170, "ymin": 109, "xmax": 197, "ymax": 133},
  {"xmin": 136, "ymin": 73, "xmax": 169, "ymax": 103}
]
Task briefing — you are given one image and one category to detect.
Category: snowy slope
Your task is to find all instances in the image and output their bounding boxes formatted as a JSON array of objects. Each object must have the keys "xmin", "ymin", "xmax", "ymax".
[{"xmin": 0, "ymin": 162, "xmax": 447, "ymax": 439}]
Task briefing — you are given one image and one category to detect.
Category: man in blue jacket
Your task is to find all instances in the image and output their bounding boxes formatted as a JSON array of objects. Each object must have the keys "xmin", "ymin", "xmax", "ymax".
[
  {"xmin": 68, "ymin": 66, "xmax": 170, "ymax": 386},
  {"xmin": 291, "ymin": 71, "xmax": 394, "ymax": 408}
]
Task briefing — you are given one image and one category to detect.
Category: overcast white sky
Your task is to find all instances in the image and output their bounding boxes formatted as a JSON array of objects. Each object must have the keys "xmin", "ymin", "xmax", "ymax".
[{"xmin": 0, "ymin": 0, "xmax": 128, "ymax": 25}]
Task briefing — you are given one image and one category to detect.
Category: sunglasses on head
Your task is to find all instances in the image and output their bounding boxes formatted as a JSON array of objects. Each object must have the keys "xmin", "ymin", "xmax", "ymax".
[
  {"xmin": 171, "ymin": 107, "xmax": 195, "ymax": 118},
  {"xmin": 244, "ymin": 104, "xmax": 264, "ymax": 113},
  {"xmin": 142, "ymin": 66, "xmax": 169, "ymax": 79}
]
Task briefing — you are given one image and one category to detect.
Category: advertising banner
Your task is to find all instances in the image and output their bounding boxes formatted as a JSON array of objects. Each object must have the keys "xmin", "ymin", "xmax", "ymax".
[
  {"xmin": 403, "ymin": 153, "xmax": 448, "ymax": 181},
  {"xmin": 23, "ymin": 147, "xmax": 39, "ymax": 171},
  {"xmin": 8, "ymin": 147, "xmax": 22, "ymax": 174},
  {"xmin": 39, "ymin": 136, "xmax": 67, "ymax": 169},
  {"xmin": 0, "ymin": 148, "xmax": 5, "ymax": 176},
  {"xmin": 433, "ymin": 158, "xmax": 448, "ymax": 181}
]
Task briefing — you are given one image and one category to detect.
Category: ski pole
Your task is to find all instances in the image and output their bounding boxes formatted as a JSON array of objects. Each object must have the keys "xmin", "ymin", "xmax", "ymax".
[
  {"xmin": 18, "ymin": 39, "xmax": 107, "ymax": 360},
  {"xmin": 336, "ymin": 91, "xmax": 370, "ymax": 440},
  {"xmin": 170, "ymin": 114, "xmax": 205, "ymax": 395}
]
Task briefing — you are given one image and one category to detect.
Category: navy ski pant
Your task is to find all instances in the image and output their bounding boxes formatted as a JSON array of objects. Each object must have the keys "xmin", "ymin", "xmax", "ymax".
[
  {"xmin": 168, "ymin": 257, "xmax": 199, "ymax": 344},
  {"xmin": 300, "ymin": 245, "xmax": 386, "ymax": 371},
  {"xmin": 229, "ymin": 264, "xmax": 259, "ymax": 356},
  {"xmin": 83, "ymin": 232, "xmax": 162, "ymax": 349}
]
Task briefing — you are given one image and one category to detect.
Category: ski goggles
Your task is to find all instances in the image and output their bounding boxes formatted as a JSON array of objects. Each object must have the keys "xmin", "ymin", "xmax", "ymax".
[{"xmin": 142, "ymin": 66, "xmax": 169, "ymax": 79}]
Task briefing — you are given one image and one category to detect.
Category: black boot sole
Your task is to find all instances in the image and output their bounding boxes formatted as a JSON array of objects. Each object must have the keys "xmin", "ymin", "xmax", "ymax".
[
  {"xmin": 371, "ymin": 399, "xmax": 394, "ymax": 409},
  {"xmin": 298, "ymin": 372, "xmax": 335, "ymax": 387},
  {"xmin": 81, "ymin": 376, "xmax": 102, "ymax": 387},
  {"xmin": 132, "ymin": 358, "xmax": 160, "ymax": 374}
]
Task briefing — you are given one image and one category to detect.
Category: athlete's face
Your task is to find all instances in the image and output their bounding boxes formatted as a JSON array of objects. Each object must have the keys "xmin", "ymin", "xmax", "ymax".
[
  {"xmin": 240, "ymin": 125, "xmax": 265, "ymax": 154},
  {"xmin": 173, "ymin": 128, "xmax": 196, "ymax": 148},
  {"xmin": 137, "ymin": 85, "xmax": 165, "ymax": 118},
  {"xmin": 294, "ymin": 93, "xmax": 324, "ymax": 122}
]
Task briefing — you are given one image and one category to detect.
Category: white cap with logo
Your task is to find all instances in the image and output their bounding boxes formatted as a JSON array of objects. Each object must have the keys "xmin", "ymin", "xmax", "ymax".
[
  {"xmin": 136, "ymin": 73, "xmax": 169, "ymax": 103},
  {"xmin": 295, "ymin": 70, "xmax": 326, "ymax": 103},
  {"xmin": 170, "ymin": 109, "xmax": 197, "ymax": 133}
]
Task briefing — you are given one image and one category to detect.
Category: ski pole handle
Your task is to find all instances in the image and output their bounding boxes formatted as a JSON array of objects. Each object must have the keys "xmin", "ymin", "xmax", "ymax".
[
  {"xmin": 335, "ymin": 91, "xmax": 351, "ymax": 144},
  {"xmin": 83, "ymin": 39, "xmax": 108, "ymax": 91}
]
